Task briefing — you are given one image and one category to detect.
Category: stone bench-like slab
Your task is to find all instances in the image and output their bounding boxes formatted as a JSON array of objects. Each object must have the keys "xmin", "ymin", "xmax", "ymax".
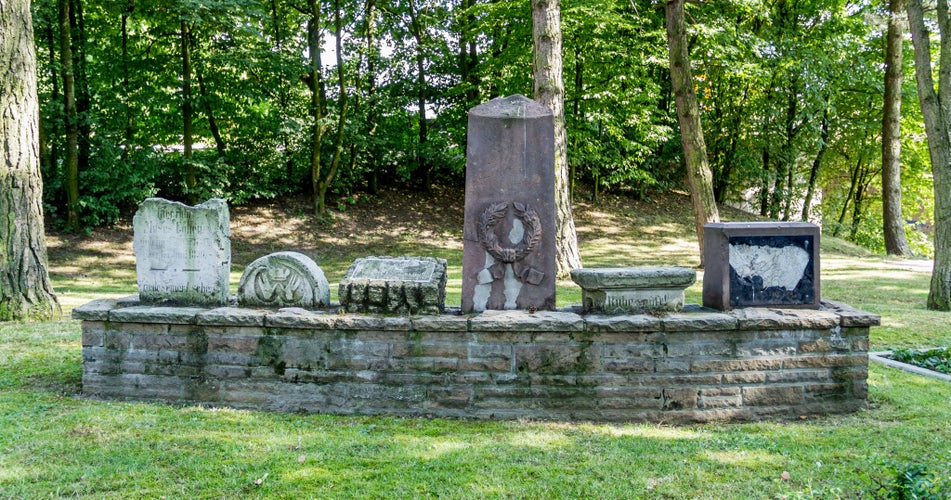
[{"xmin": 570, "ymin": 267, "xmax": 696, "ymax": 314}]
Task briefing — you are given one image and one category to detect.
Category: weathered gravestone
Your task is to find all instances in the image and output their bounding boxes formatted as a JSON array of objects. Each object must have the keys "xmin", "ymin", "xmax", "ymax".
[
  {"xmin": 133, "ymin": 198, "xmax": 231, "ymax": 306},
  {"xmin": 570, "ymin": 267, "xmax": 696, "ymax": 314},
  {"xmin": 462, "ymin": 95, "xmax": 557, "ymax": 313},
  {"xmin": 237, "ymin": 252, "xmax": 330, "ymax": 309},
  {"xmin": 339, "ymin": 256, "xmax": 447, "ymax": 315},
  {"xmin": 703, "ymin": 222, "xmax": 820, "ymax": 310}
]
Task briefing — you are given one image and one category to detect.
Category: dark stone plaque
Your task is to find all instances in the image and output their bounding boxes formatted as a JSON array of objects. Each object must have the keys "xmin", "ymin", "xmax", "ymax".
[
  {"xmin": 462, "ymin": 95, "xmax": 557, "ymax": 312},
  {"xmin": 703, "ymin": 222, "xmax": 820, "ymax": 310}
]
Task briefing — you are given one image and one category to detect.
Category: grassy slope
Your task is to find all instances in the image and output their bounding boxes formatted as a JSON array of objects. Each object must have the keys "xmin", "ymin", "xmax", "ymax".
[{"xmin": 1, "ymin": 187, "xmax": 946, "ymax": 497}]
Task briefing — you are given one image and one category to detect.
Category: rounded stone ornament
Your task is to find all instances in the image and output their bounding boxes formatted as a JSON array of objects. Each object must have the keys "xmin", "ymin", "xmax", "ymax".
[{"xmin": 238, "ymin": 252, "xmax": 330, "ymax": 309}]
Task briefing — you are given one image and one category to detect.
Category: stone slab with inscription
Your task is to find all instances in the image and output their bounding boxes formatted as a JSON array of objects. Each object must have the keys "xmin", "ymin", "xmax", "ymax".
[
  {"xmin": 237, "ymin": 251, "xmax": 330, "ymax": 309},
  {"xmin": 462, "ymin": 95, "xmax": 557, "ymax": 313},
  {"xmin": 339, "ymin": 256, "xmax": 447, "ymax": 315},
  {"xmin": 132, "ymin": 198, "xmax": 231, "ymax": 306},
  {"xmin": 570, "ymin": 267, "xmax": 696, "ymax": 314},
  {"xmin": 703, "ymin": 222, "xmax": 820, "ymax": 310}
]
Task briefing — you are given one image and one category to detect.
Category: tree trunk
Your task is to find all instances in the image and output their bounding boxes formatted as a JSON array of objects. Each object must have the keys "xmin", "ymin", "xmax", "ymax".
[
  {"xmin": 308, "ymin": 0, "xmax": 325, "ymax": 215},
  {"xmin": 194, "ymin": 41, "xmax": 226, "ymax": 157},
  {"xmin": 883, "ymin": 0, "xmax": 911, "ymax": 255},
  {"xmin": 665, "ymin": 0, "xmax": 720, "ymax": 266},
  {"xmin": 407, "ymin": 0, "xmax": 430, "ymax": 193},
  {"xmin": 324, "ymin": 0, "xmax": 348, "ymax": 201},
  {"xmin": 802, "ymin": 103, "xmax": 830, "ymax": 222},
  {"xmin": 121, "ymin": 0, "xmax": 134, "ymax": 153},
  {"xmin": 907, "ymin": 0, "xmax": 951, "ymax": 310},
  {"xmin": 59, "ymin": 0, "xmax": 80, "ymax": 231},
  {"xmin": 181, "ymin": 20, "xmax": 197, "ymax": 203},
  {"xmin": 69, "ymin": 0, "xmax": 91, "ymax": 175},
  {"xmin": 1, "ymin": 0, "xmax": 61, "ymax": 321},
  {"xmin": 532, "ymin": 0, "xmax": 583, "ymax": 277}
]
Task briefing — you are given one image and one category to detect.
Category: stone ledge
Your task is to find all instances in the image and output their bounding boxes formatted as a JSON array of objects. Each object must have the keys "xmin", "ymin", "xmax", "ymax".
[
  {"xmin": 72, "ymin": 299, "xmax": 881, "ymax": 331},
  {"xmin": 821, "ymin": 300, "xmax": 881, "ymax": 327},
  {"xmin": 470, "ymin": 310, "xmax": 585, "ymax": 332},
  {"xmin": 109, "ymin": 306, "xmax": 207, "ymax": 325}
]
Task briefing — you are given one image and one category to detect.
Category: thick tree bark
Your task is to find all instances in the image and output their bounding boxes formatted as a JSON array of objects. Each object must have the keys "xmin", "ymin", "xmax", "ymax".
[
  {"xmin": 59, "ymin": 0, "xmax": 80, "ymax": 231},
  {"xmin": 883, "ymin": 0, "xmax": 911, "ymax": 255},
  {"xmin": 1, "ymin": 0, "xmax": 61, "ymax": 321},
  {"xmin": 532, "ymin": 0, "xmax": 583, "ymax": 277},
  {"xmin": 907, "ymin": 0, "xmax": 951, "ymax": 310},
  {"xmin": 665, "ymin": 0, "xmax": 720, "ymax": 266}
]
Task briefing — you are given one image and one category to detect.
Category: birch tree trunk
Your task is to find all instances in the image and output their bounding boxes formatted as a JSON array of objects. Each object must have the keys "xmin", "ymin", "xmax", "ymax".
[
  {"xmin": 1, "ymin": 0, "xmax": 62, "ymax": 321},
  {"xmin": 665, "ymin": 0, "xmax": 720, "ymax": 266},
  {"xmin": 907, "ymin": 0, "xmax": 951, "ymax": 310},
  {"xmin": 883, "ymin": 0, "xmax": 911, "ymax": 256},
  {"xmin": 532, "ymin": 0, "xmax": 582, "ymax": 277}
]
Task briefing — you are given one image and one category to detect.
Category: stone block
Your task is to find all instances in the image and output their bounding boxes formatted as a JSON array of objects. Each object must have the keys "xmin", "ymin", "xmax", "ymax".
[
  {"xmin": 583, "ymin": 314, "xmax": 662, "ymax": 333},
  {"xmin": 72, "ymin": 298, "xmax": 118, "ymax": 321},
  {"xmin": 662, "ymin": 388, "xmax": 699, "ymax": 410},
  {"xmin": 703, "ymin": 222, "xmax": 819, "ymax": 310},
  {"xmin": 742, "ymin": 386, "xmax": 803, "ymax": 406},
  {"xmin": 731, "ymin": 308, "xmax": 838, "ymax": 330},
  {"xmin": 264, "ymin": 308, "xmax": 337, "ymax": 329},
  {"xmin": 197, "ymin": 307, "xmax": 267, "ymax": 327},
  {"xmin": 339, "ymin": 256, "xmax": 447, "ymax": 315},
  {"xmin": 470, "ymin": 310, "xmax": 584, "ymax": 332},
  {"xmin": 570, "ymin": 267, "xmax": 695, "ymax": 314},
  {"xmin": 109, "ymin": 306, "xmax": 203, "ymax": 325},
  {"xmin": 133, "ymin": 198, "xmax": 230, "ymax": 306}
]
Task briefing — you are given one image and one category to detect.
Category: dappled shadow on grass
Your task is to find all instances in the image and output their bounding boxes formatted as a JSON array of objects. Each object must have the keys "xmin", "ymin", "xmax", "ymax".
[{"xmin": 3, "ymin": 312, "xmax": 951, "ymax": 497}]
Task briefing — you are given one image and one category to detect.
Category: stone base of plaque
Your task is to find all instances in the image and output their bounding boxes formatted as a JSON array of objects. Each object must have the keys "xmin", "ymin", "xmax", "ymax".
[
  {"xmin": 339, "ymin": 256, "xmax": 447, "ymax": 315},
  {"xmin": 570, "ymin": 267, "xmax": 696, "ymax": 314}
]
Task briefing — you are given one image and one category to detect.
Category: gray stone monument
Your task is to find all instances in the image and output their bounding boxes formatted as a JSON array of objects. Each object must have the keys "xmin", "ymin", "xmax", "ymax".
[
  {"xmin": 339, "ymin": 256, "xmax": 447, "ymax": 315},
  {"xmin": 570, "ymin": 267, "xmax": 696, "ymax": 314},
  {"xmin": 132, "ymin": 197, "xmax": 231, "ymax": 306},
  {"xmin": 238, "ymin": 252, "xmax": 330, "ymax": 309},
  {"xmin": 462, "ymin": 95, "xmax": 557, "ymax": 313}
]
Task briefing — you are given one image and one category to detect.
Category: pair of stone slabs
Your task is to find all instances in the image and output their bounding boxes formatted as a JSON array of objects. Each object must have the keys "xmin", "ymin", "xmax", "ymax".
[{"xmin": 133, "ymin": 198, "xmax": 447, "ymax": 314}]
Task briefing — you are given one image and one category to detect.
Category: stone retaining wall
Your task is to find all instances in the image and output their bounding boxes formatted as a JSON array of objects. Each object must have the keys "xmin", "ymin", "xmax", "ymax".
[{"xmin": 74, "ymin": 298, "xmax": 878, "ymax": 422}]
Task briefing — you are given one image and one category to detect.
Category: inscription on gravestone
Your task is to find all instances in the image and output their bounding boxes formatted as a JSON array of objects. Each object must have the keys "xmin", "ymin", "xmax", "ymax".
[
  {"xmin": 133, "ymin": 198, "xmax": 231, "ymax": 306},
  {"xmin": 462, "ymin": 95, "xmax": 557, "ymax": 313}
]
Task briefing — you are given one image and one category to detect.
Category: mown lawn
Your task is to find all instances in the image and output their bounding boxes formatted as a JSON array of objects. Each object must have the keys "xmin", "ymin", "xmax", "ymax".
[{"xmin": 2, "ymin": 188, "xmax": 948, "ymax": 497}]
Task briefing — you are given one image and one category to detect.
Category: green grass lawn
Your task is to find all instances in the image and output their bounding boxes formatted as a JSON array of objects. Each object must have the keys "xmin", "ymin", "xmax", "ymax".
[{"xmin": 4, "ymin": 190, "xmax": 949, "ymax": 497}]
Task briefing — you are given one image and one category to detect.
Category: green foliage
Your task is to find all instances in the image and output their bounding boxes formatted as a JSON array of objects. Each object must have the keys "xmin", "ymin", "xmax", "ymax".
[
  {"xmin": 890, "ymin": 347, "xmax": 951, "ymax": 375},
  {"xmin": 870, "ymin": 462, "xmax": 951, "ymax": 499}
]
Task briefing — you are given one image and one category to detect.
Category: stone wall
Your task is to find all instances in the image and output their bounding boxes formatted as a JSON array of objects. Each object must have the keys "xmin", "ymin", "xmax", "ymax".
[{"xmin": 75, "ymin": 299, "xmax": 878, "ymax": 423}]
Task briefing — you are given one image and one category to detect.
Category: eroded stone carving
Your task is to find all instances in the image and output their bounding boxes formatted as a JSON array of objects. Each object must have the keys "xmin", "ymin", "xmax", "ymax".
[
  {"xmin": 339, "ymin": 256, "xmax": 447, "ymax": 315},
  {"xmin": 133, "ymin": 198, "xmax": 231, "ymax": 306},
  {"xmin": 238, "ymin": 252, "xmax": 330, "ymax": 309}
]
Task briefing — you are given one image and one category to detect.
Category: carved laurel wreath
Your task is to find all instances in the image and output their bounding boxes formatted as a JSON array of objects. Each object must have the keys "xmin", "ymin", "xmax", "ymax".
[{"xmin": 478, "ymin": 201, "xmax": 542, "ymax": 263}]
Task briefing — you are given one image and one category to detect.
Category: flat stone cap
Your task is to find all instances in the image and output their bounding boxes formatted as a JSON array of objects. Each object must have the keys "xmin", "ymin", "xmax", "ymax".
[
  {"xmin": 570, "ymin": 267, "xmax": 697, "ymax": 290},
  {"xmin": 469, "ymin": 95, "xmax": 552, "ymax": 119}
]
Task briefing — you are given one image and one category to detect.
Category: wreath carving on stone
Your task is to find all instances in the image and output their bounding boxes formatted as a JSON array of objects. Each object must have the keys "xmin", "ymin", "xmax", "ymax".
[{"xmin": 478, "ymin": 201, "xmax": 542, "ymax": 264}]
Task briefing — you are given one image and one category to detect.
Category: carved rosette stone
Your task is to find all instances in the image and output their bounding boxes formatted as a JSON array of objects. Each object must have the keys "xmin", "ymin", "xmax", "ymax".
[{"xmin": 237, "ymin": 252, "xmax": 330, "ymax": 309}]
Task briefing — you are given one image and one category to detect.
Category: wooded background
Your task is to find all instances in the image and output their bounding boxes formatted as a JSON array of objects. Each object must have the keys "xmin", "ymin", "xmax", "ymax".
[{"xmin": 31, "ymin": 0, "xmax": 936, "ymax": 258}]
